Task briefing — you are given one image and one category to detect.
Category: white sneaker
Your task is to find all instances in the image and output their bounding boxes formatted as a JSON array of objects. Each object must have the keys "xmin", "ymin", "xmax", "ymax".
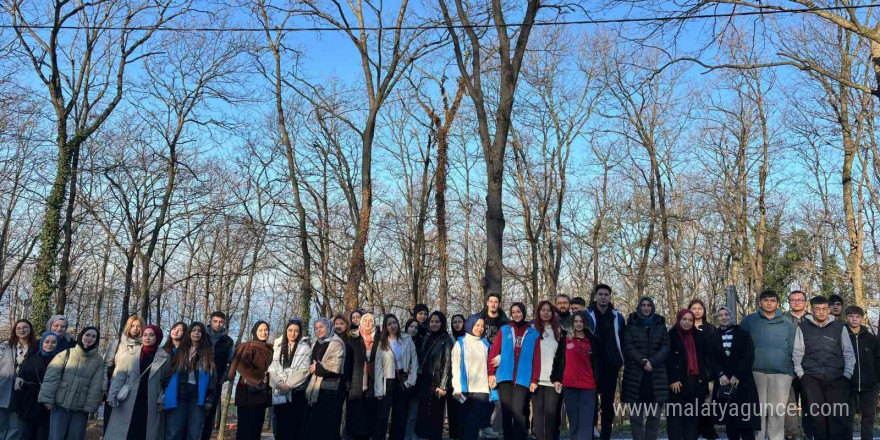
[{"xmin": 480, "ymin": 427, "xmax": 499, "ymax": 438}]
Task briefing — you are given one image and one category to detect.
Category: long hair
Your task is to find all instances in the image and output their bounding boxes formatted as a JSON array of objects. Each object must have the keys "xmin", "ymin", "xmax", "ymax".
[
  {"xmin": 122, "ymin": 315, "xmax": 145, "ymax": 338},
  {"xmin": 163, "ymin": 322, "xmax": 188, "ymax": 353},
  {"xmin": 171, "ymin": 322, "xmax": 214, "ymax": 372},
  {"xmin": 378, "ymin": 314, "xmax": 401, "ymax": 351},
  {"xmin": 568, "ymin": 313, "xmax": 587, "ymax": 341},
  {"xmin": 533, "ymin": 301, "xmax": 560, "ymax": 340},
  {"xmin": 9, "ymin": 319, "xmax": 38, "ymax": 348},
  {"xmin": 280, "ymin": 320, "xmax": 303, "ymax": 368}
]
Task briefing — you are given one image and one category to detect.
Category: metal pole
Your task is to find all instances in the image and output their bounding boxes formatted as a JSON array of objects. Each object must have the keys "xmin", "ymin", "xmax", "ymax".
[{"xmin": 726, "ymin": 285, "xmax": 738, "ymax": 323}]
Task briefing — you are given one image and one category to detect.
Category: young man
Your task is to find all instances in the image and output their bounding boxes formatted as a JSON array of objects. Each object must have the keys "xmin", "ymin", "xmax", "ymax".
[
  {"xmin": 740, "ymin": 290, "xmax": 796, "ymax": 440},
  {"xmin": 782, "ymin": 290, "xmax": 810, "ymax": 440},
  {"xmin": 570, "ymin": 297, "xmax": 586, "ymax": 313},
  {"xmin": 555, "ymin": 294, "xmax": 572, "ymax": 331},
  {"xmin": 586, "ymin": 284, "xmax": 625, "ymax": 440},
  {"xmin": 828, "ymin": 294, "xmax": 844, "ymax": 322},
  {"xmin": 845, "ymin": 305, "xmax": 879, "ymax": 440},
  {"xmin": 201, "ymin": 311, "xmax": 236, "ymax": 440},
  {"xmin": 793, "ymin": 296, "xmax": 855, "ymax": 440}
]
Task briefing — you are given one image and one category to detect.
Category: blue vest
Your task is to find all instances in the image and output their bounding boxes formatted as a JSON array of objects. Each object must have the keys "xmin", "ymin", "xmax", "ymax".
[
  {"xmin": 456, "ymin": 337, "xmax": 498, "ymax": 401},
  {"xmin": 162, "ymin": 369, "xmax": 211, "ymax": 409},
  {"xmin": 495, "ymin": 325, "xmax": 540, "ymax": 387}
]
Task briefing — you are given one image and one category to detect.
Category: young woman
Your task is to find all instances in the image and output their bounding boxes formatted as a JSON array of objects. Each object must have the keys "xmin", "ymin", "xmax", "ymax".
[
  {"xmin": 688, "ymin": 298, "xmax": 718, "ymax": 440},
  {"xmin": 39, "ymin": 327, "xmax": 104, "ymax": 440},
  {"xmin": 43, "ymin": 316, "xmax": 73, "ymax": 351},
  {"xmin": 533, "ymin": 301, "xmax": 563, "ymax": 440},
  {"xmin": 446, "ymin": 314, "xmax": 467, "ymax": 440},
  {"xmin": 0, "ymin": 318, "xmax": 36, "ymax": 440},
  {"xmin": 106, "ymin": 325, "xmax": 170, "ymax": 440},
  {"xmin": 550, "ymin": 312, "xmax": 600, "ymax": 440},
  {"xmin": 301, "ymin": 318, "xmax": 346, "ymax": 438},
  {"xmin": 104, "ymin": 315, "xmax": 144, "ymax": 432},
  {"xmin": 346, "ymin": 313, "xmax": 379, "ymax": 440},
  {"xmin": 269, "ymin": 319, "xmax": 311, "ymax": 440},
  {"xmin": 163, "ymin": 322, "xmax": 187, "ymax": 354},
  {"xmin": 416, "ymin": 312, "xmax": 453, "ymax": 440},
  {"xmin": 451, "ymin": 314, "xmax": 496, "ymax": 440},
  {"xmin": 372, "ymin": 314, "xmax": 418, "ymax": 440},
  {"xmin": 710, "ymin": 307, "xmax": 760, "ymax": 440},
  {"xmin": 666, "ymin": 309, "xmax": 710, "ymax": 440},
  {"xmin": 163, "ymin": 322, "xmax": 216, "ymax": 440},
  {"xmin": 488, "ymin": 302, "xmax": 541, "ymax": 440},
  {"xmin": 622, "ymin": 296, "xmax": 670, "ymax": 440},
  {"xmin": 350, "ymin": 310, "xmax": 364, "ymax": 337},
  {"xmin": 229, "ymin": 321, "xmax": 273, "ymax": 440},
  {"xmin": 404, "ymin": 319, "xmax": 419, "ymax": 339},
  {"xmin": 14, "ymin": 332, "xmax": 59, "ymax": 440}
]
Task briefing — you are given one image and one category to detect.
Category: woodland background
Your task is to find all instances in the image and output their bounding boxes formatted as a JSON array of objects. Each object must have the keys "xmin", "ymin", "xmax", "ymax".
[{"xmin": 2, "ymin": 0, "xmax": 880, "ymax": 345}]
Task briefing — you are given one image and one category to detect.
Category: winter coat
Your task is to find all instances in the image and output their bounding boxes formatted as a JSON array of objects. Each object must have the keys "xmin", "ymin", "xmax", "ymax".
[
  {"xmin": 206, "ymin": 327, "xmax": 235, "ymax": 384},
  {"xmin": 374, "ymin": 333, "xmax": 418, "ymax": 397},
  {"xmin": 305, "ymin": 334, "xmax": 346, "ymax": 405},
  {"xmin": 161, "ymin": 350, "xmax": 216, "ymax": 409},
  {"xmin": 347, "ymin": 329, "xmax": 379, "ymax": 399},
  {"xmin": 740, "ymin": 310, "xmax": 795, "ymax": 375},
  {"xmin": 586, "ymin": 304, "xmax": 626, "ymax": 369},
  {"xmin": 709, "ymin": 325, "xmax": 761, "ymax": 431},
  {"xmin": 0, "ymin": 341, "xmax": 29, "ymax": 409},
  {"xmin": 12, "ymin": 352, "xmax": 53, "ymax": 422},
  {"xmin": 105, "ymin": 349, "xmax": 170, "ymax": 440},
  {"xmin": 666, "ymin": 329, "xmax": 710, "ymax": 400},
  {"xmin": 621, "ymin": 313, "xmax": 670, "ymax": 404},
  {"xmin": 793, "ymin": 315, "xmax": 855, "ymax": 380},
  {"xmin": 268, "ymin": 336, "xmax": 312, "ymax": 404},
  {"xmin": 417, "ymin": 333, "xmax": 453, "ymax": 391},
  {"xmin": 229, "ymin": 340, "xmax": 274, "ymax": 407},
  {"xmin": 38, "ymin": 345, "xmax": 105, "ymax": 413},
  {"xmin": 848, "ymin": 326, "xmax": 880, "ymax": 392},
  {"xmin": 105, "ymin": 336, "xmax": 142, "ymax": 391}
]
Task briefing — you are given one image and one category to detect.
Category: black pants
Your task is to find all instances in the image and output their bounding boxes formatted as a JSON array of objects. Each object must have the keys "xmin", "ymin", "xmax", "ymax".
[
  {"xmin": 724, "ymin": 426, "xmax": 755, "ymax": 440},
  {"xmin": 275, "ymin": 391, "xmax": 308, "ymax": 440},
  {"xmin": 235, "ymin": 406, "xmax": 266, "ymax": 440},
  {"xmin": 200, "ymin": 381, "xmax": 222, "ymax": 440},
  {"xmin": 594, "ymin": 366, "xmax": 619, "ymax": 440},
  {"xmin": 800, "ymin": 374, "xmax": 850, "ymax": 440},
  {"xmin": 19, "ymin": 417, "xmax": 49, "ymax": 440},
  {"xmin": 667, "ymin": 395, "xmax": 700, "ymax": 440},
  {"xmin": 497, "ymin": 382, "xmax": 530, "ymax": 440},
  {"xmin": 462, "ymin": 393, "xmax": 490, "ymax": 440},
  {"xmin": 849, "ymin": 383, "xmax": 877, "ymax": 440},
  {"xmin": 532, "ymin": 385, "xmax": 562, "ymax": 440},
  {"xmin": 373, "ymin": 378, "xmax": 409, "ymax": 440}
]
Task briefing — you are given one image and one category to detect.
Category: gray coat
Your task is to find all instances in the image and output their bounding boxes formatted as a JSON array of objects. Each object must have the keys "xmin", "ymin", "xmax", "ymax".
[
  {"xmin": 105, "ymin": 349, "xmax": 170, "ymax": 440},
  {"xmin": 0, "ymin": 341, "xmax": 20, "ymax": 408}
]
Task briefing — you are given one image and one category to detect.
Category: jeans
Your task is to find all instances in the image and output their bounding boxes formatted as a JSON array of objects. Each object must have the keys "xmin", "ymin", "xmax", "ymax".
[
  {"xmin": 629, "ymin": 403, "xmax": 660, "ymax": 440},
  {"xmin": 47, "ymin": 409, "xmax": 87, "ymax": 440},
  {"xmin": 165, "ymin": 384, "xmax": 207, "ymax": 440},
  {"xmin": 799, "ymin": 375, "xmax": 850, "ymax": 440},
  {"xmin": 563, "ymin": 388, "xmax": 596, "ymax": 440},
  {"xmin": 0, "ymin": 408, "xmax": 19, "ymax": 440},
  {"xmin": 462, "ymin": 393, "xmax": 490, "ymax": 440},
  {"xmin": 497, "ymin": 382, "xmax": 530, "ymax": 440},
  {"xmin": 235, "ymin": 406, "xmax": 266, "ymax": 440},
  {"xmin": 532, "ymin": 385, "xmax": 562, "ymax": 440},
  {"xmin": 752, "ymin": 372, "xmax": 792, "ymax": 440},
  {"xmin": 849, "ymin": 383, "xmax": 877, "ymax": 440}
]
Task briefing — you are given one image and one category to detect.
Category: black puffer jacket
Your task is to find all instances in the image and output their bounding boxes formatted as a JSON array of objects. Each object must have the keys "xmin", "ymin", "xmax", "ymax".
[
  {"xmin": 622, "ymin": 313, "xmax": 670, "ymax": 404},
  {"xmin": 418, "ymin": 333, "xmax": 453, "ymax": 390}
]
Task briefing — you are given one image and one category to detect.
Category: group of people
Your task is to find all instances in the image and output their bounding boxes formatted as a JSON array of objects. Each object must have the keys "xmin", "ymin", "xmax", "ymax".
[{"xmin": 0, "ymin": 288, "xmax": 875, "ymax": 440}]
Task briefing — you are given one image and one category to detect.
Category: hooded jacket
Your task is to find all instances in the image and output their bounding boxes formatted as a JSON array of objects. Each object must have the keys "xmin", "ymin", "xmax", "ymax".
[
  {"xmin": 793, "ymin": 314, "xmax": 855, "ymax": 380},
  {"xmin": 740, "ymin": 309, "xmax": 796, "ymax": 375}
]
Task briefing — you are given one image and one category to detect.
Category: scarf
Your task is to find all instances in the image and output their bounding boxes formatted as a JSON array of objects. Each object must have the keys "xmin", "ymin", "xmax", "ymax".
[
  {"xmin": 450, "ymin": 314, "xmax": 466, "ymax": 339},
  {"xmin": 359, "ymin": 313, "xmax": 376, "ymax": 352},
  {"xmin": 77, "ymin": 326, "xmax": 100, "ymax": 352},
  {"xmin": 205, "ymin": 325, "xmax": 227, "ymax": 346},
  {"xmin": 350, "ymin": 310, "xmax": 364, "ymax": 331},
  {"xmin": 37, "ymin": 332, "xmax": 60, "ymax": 357},
  {"xmin": 463, "ymin": 314, "xmax": 482, "ymax": 336},
  {"xmin": 716, "ymin": 306, "xmax": 733, "ymax": 330},
  {"xmin": 675, "ymin": 309, "xmax": 699, "ymax": 376},
  {"xmin": 637, "ymin": 296, "xmax": 657, "ymax": 327},
  {"xmin": 314, "ymin": 317, "xmax": 333, "ymax": 343},
  {"xmin": 141, "ymin": 324, "xmax": 163, "ymax": 361},
  {"xmin": 420, "ymin": 311, "xmax": 448, "ymax": 364}
]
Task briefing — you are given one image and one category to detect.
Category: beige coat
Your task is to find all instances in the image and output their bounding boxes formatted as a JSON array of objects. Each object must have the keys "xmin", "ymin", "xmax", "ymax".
[
  {"xmin": 105, "ymin": 349, "xmax": 170, "ymax": 440},
  {"xmin": 38, "ymin": 345, "xmax": 104, "ymax": 413}
]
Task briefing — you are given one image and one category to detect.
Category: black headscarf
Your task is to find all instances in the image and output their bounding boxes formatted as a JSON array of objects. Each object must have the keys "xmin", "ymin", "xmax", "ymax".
[
  {"xmin": 450, "ymin": 314, "xmax": 466, "ymax": 340},
  {"xmin": 510, "ymin": 302, "xmax": 530, "ymax": 329},
  {"xmin": 419, "ymin": 311, "xmax": 448, "ymax": 365},
  {"xmin": 77, "ymin": 326, "xmax": 100, "ymax": 352},
  {"xmin": 251, "ymin": 321, "xmax": 270, "ymax": 342},
  {"xmin": 350, "ymin": 309, "xmax": 364, "ymax": 331}
]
